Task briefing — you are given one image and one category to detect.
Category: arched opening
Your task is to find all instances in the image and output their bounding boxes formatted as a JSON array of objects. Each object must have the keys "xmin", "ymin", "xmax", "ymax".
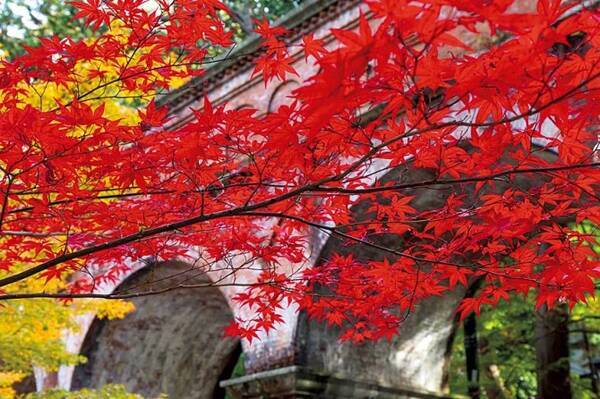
[
  {"xmin": 72, "ymin": 261, "xmax": 241, "ymax": 398},
  {"xmin": 267, "ymin": 80, "xmax": 300, "ymax": 113},
  {"xmin": 293, "ymin": 145, "xmax": 569, "ymax": 395}
]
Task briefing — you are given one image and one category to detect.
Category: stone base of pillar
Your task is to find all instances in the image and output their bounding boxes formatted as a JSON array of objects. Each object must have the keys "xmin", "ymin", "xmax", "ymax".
[{"xmin": 220, "ymin": 366, "xmax": 455, "ymax": 399}]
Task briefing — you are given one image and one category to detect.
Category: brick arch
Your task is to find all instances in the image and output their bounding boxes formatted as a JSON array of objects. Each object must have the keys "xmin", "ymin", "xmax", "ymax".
[
  {"xmin": 292, "ymin": 144, "xmax": 562, "ymax": 395},
  {"xmin": 71, "ymin": 260, "xmax": 241, "ymax": 399},
  {"xmin": 267, "ymin": 80, "xmax": 300, "ymax": 113},
  {"xmin": 235, "ymin": 103, "xmax": 254, "ymax": 110}
]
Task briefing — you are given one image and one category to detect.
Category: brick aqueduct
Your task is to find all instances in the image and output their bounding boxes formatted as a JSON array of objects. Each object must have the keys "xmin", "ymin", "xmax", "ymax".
[{"xmin": 34, "ymin": 0, "xmax": 546, "ymax": 397}]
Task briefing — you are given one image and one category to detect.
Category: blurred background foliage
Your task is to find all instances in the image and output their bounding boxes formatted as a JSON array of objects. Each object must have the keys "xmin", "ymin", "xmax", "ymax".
[
  {"xmin": 449, "ymin": 295, "xmax": 600, "ymax": 398},
  {"xmin": 450, "ymin": 220, "xmax": 600, "ymax": 399},
  {"xmin": 0, "ymin": 274, "xmax": 134, "ymax": 398},
  {"xmin": 0, "ymin": 0, "xmax": 91, "ymax": 57},
  {"xmin": 0, "ymin": 0, "xmax": 305, "ymax": 58}
]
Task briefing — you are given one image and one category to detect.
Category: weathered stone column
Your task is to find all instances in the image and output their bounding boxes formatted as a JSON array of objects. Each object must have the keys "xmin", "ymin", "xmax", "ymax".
[{"xmin": 220, "ymin": 285, "xmax": 465, "ymax": 398}]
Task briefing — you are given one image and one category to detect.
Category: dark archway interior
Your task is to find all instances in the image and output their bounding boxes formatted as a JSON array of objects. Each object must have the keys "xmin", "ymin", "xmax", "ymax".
[
  {"xmin": 72, "ymin": 261, "xmax": 240, "ymax": 399},
  {"xmin": 214, "ymin": 344, "xmax": 243, "ymax": 399}
]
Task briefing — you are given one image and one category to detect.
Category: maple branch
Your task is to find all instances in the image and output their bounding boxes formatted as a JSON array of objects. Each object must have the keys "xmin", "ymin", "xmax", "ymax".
[
  {"xmin": 545, "ymin": 169, "xmax": 600, "ymax": 202},
  {"xmin": 0, "ymin": 175, "xmax": 329, "ymax": 288},
  {"xmin": 317, "ymin": 69, "xmax": 600, "ymax": 191},
  {"xmin": 240, "ymin": 211, "xmax": 551, "ymax": 285},
  {"xmin": 12, "ymin": 160, "xmax": 595, "ymax": 221},
  {"xmin": 2, "ymin": 62, "xmax": 599, "ymax": 288},
  {"xmin": 7, "ymin": 182, "xmax": 288, "ymax": 215},
  {"xmin": 0, "ymin": 280, "xmax": 296, "ymax": 301},
  {"xmin": 314, "ymin": 162, "xmax": 600, "ymax": 195},
  {"xmin": 242, "ymin": 211, "xmax": 466, "ymax": 267},
  {"xmin": 0, "ymin": 174, "xmax": 13, "ymax": 232},
  {"xmin": 1, "ymin": 140, "xmax": 596, "ymax": 288},
  {"xmin": 452, "ymin": 69, "xmax": 600, "ymax": 128}
]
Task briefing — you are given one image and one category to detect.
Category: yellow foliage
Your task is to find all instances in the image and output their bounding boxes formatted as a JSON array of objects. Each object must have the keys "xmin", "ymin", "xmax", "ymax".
[
  {"xmin": 78, "ymin": 299, "xmax": 136, "ymax": 320},
  {"xmin": 0, "ymin": 10, "xmax": 191, "ymax": 398},
  {"xmin": 0, "ymin": 278, "xmax": 136, "ymax": 394},
  {"xmin": 0, "ymin": 371, "xmax": 26, "ymax": 399},
  {"xmin": 0, "ymin": 238, "xmax": 135, "ymax": 394},
  {"xmin": 571, "ymin": 295, "xmax": 600, "ymax": 322}
]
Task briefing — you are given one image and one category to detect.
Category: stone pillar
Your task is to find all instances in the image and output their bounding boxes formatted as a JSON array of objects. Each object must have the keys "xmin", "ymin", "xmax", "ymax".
[
  {"xmin": 220, "ymin": 165, "xmax": 471, "ymax": 398},
  {"xmin": 220, "ymin": 286, "xmax": 466, "ymax": 399}
]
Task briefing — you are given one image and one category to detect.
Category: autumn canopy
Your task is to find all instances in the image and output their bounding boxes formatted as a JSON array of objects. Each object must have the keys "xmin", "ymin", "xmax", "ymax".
[{"xmin": 0, "ymin": 0, "xmax": 598, "ymax": 342}]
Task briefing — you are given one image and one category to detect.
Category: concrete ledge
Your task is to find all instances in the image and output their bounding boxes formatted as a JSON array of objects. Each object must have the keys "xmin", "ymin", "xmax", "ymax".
[{"xmin": 220, "ymin": 366, "xmax": 463, "ymax": 399}]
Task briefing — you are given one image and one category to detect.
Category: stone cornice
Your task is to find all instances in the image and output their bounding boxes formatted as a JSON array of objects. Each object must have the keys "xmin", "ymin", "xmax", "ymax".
[
  {"xmin": 220, "ymin": 366, "xmax": 464, "ymax": 398},
  {"xmin": 158, "ymin": 0, "xmax": 360, "ymax": 114}
]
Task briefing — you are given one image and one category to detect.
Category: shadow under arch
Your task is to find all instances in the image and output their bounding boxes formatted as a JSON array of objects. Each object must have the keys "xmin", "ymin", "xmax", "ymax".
[
  {"xmin": 72, "ymin": 260, "xmax": 241, "ymax": 399},
  {"xmin": 293, "ymin": 144, "xmax": 561, "ymax": 394}
]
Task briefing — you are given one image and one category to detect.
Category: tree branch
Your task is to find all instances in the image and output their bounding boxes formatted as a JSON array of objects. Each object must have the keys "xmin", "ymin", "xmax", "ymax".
[{"xmin": 314, "ymin": 162, "xmax": 600, "ymax": 195}]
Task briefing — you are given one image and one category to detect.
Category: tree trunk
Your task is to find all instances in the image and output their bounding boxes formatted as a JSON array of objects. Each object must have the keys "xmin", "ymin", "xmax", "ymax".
[
  {"xmin": 464, "ymin": 312, "xmax": 481, "ymax": 399},
  {"xmin": 582, "ymin": 326, "xmax": 599, "ymax": 396},
  {"xmin": 535, "ymin": 304, "xmax": 571, "ymax": 399},
  {"xmin": 484, "ymin": 364, "xmax": 511, "ymax": 399},
  {"xmin": 478, "ymin": 336, "xmax": 510, "ymax": 399}
]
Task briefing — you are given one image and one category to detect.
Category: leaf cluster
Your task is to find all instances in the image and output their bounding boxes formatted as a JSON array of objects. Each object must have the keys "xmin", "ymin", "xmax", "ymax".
[{"xmin": 0, "ymin": 0, "xmax": 598, "ymax": 347}]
